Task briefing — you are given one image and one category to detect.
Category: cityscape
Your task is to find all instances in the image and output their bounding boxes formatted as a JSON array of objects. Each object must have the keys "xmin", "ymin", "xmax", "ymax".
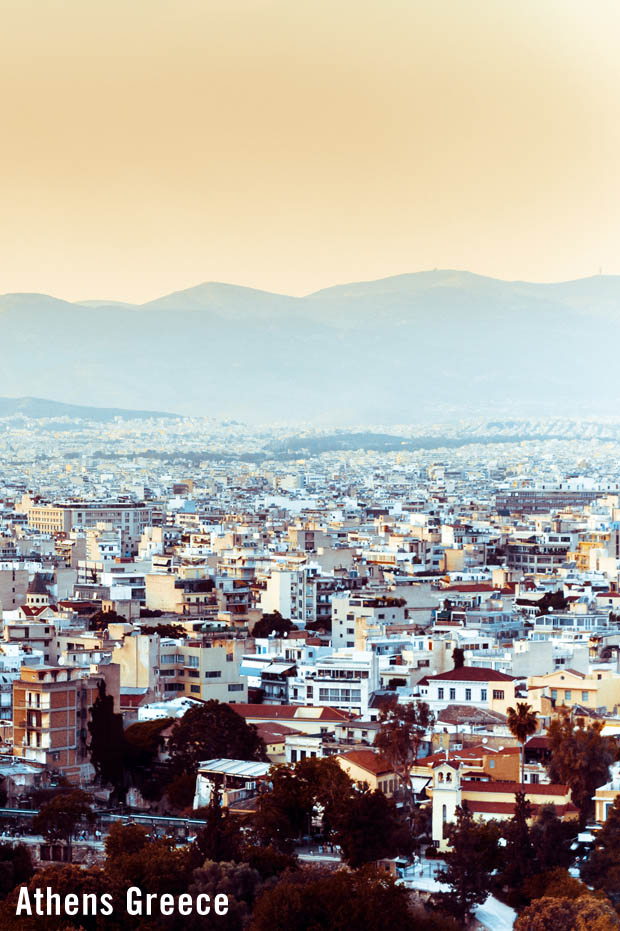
[
  {"xmin": 0, "ymin": 404, "xmax": 618, "ymax": 927},
  {"xmin": 3, "ymin": 0, "xmax": 619, "ymax": 928}
]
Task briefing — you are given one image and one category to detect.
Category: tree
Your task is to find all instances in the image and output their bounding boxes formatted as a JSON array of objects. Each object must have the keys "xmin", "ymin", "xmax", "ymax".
[
  {"xmin": 253, "ymin": 764, "xmax": 316, "ymax": 852},
  {"xmin": 253, "ymin": 757, "xmax": 353, "ymax": 851},
  {"xmin": 122, "ymin": 716, "xmax": 174, "ymax": 801},
  {"xmin": 435, "ymin": 804, "xmax": 500, "ymax": 922},
  {"xmin": 193, "ymin": 779, "xmax": 242, "ymax": 864},
  {"xmin": 32, "ymin": 790, "xmax": 95, "ymax": 860},
  {"xmin": 332, "ymin": 787, "xmax": 411, "ymax": 868},
  {"xmin": 167, "ymin": 700, "xmax": 266, "ymax": 782},
  {"xmin": 251, "ymin": 611, "xmax": 295, "ymax": 639},
  {"xmin": 514, "ymin": 895, "xmax": 620, "ymax": 930},
  {"xmin": 88, "ymin": 609, "xmax": 126, "ymax": 632},
  {"xmin": 189, "ymin": 860, "xmax": 262, "ymax": 931},
  {"xmin": 546, "ymin": 711, "xmax": 615, "ymax": 823},
  {"xmin": 88, "ymin": 680, "xmax": 126, "ymax": 797},
  {"xmin": 522, "ymin": 867, "xmax": 591, "ymax": 903},
  {"xmin": 0, "ymin": 842, "xmax": 33, "ymax": 897},
  {"xmin": 374, "ymin": 699, "xmax": 434, "ymax": 816},
  {"xmin": 499, "ymin": 792, "xmax": 534, "ymax": 901},
  {"xmin": 0, "ymin": 864, "xmax": 123, "ymax": 931},
  {"xmin": 250, "ymin": 866, "xmax": 434, "ymax": 931},
  {"xmin": 580, "ymin": 795, "xmax": 620, "ymax": 900},
  {"xmin": 507, "ymin": 702, "xmax": 538, "ymax": 786},
  {"xmin": 452, "ymin": 647, "xmax": 465, "ymax": 669},
  {"xmin": 530, "ymin": 805, "xmax": 575, "ymax": 873},
  {"xmin": 104, "ymin": 822, "xmax": 194, "ymax": 897}
]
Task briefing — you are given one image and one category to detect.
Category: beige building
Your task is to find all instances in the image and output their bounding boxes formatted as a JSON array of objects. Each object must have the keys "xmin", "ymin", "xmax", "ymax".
[
  {"xmin": 335, "ymin": 749, "xmax": 398, "ymax": 797},
  {"xmin": 527, "ymin": 668, "xmax": 620, "ymax": 714},
  {"xmin": 28, "ymin": 502, "xmax": 153, "ymax": 556}
]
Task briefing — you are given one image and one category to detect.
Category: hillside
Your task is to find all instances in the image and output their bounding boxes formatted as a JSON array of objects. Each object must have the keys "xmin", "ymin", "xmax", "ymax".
[{"xmin": 2, "ymin": 271, "xmax": 619, "ymax": 422}]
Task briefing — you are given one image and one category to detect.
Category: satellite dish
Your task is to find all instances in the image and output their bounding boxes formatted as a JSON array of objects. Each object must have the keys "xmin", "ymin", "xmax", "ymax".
[
  {"xmin": 498, "ymin": 746, "xmax": 504, "ymax": 751},
  {"xmin": 482, "ymin": 737, "xmax": 488, "ymax": 744}
]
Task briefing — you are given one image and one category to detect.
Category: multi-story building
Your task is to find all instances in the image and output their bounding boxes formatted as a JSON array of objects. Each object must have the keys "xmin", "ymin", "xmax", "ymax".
[
  {"xmin": 12, "ymin": 663, "xmax": 120, "ymax": 783},
  {"xmin": 27, "ymin": 502, "xmax": 153, "ymax": 556}
]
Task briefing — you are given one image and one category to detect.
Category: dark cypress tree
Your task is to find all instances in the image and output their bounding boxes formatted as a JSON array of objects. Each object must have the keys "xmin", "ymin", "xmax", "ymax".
[{"xmin": 88, "ymin": 680, "xmax": 126, "ymax": 797}]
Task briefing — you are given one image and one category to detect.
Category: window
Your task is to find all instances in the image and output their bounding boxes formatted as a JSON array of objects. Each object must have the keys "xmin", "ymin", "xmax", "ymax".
[
  {"xmin": 481, "ymin": 689, "xmax": 487, "ymax": 701},
  {"xmin": 190, "ymin": 685, "xmax": 200, "ymax": 693},
  {"xmin": 438, "ymin": 688, "xmax": 444, "ymax": 700},
  {"xmin": 489, "ymin": 759, "xmax": 495, "ymax": 769},
  {"xmin": 449, "ymin": 688, "xmax": 456, "ymax": 700},
  {"xmin": 582, "ymin": 691, "xmax": 589, "ymax": 701},
  {"xmin": 551, "ymin": 689, "xmax": 557, "ymax": 699},
  {"xmin": 565, "ymin": 690, "xmax": 572, "ymax": 701},
  {"xmin": 465, "ymin": 689, "xmax": 472, "ymax": 701},
  {"xmin": 226, "ymin": 653, "xmax": 234, "ymax": 662},
  {"xmin": 492, "ymin": 690, "xmax": 504, "ymax": 700},
  {"xmin": 204, "ymin": 671, "xmax": 221, "ymax": 678},
  {"xmin": 228, "ymin": 684, "xmax": 243, "ymax": 692}
]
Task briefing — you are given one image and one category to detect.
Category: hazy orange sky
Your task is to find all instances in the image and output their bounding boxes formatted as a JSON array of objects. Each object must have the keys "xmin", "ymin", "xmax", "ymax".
[{"xmin": 1, "ymin": 0, "xmax": 619, "ymax": 303}]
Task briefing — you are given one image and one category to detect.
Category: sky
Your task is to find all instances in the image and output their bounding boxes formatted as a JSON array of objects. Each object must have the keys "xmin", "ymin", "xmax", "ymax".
[{"xmin": 1, "ymin": 0, "xmax": 619, "ymax": 304}]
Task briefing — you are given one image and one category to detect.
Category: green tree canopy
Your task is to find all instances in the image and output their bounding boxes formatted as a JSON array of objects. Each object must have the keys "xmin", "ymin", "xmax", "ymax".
[
  {"xmin": 251, "ymin": 611, "xmax": 295, "ymax": 639},
  {"xmin": 32, "ymin": 790, "xmax": 95, "ymax": 854},
  {"xmin": 332, "ymin": 787, "xmax": 412, "ymax": 868},
  {"xmin": 546, "ymin": 711, "xmax": 615, "ymax": 823},
  {"xmin": 167, "ymin": 700, "xmax": 266, "ymax": 780},
  {"xmin": 374, "ymin": 699, "xmax": 434, "ymax": 814}
]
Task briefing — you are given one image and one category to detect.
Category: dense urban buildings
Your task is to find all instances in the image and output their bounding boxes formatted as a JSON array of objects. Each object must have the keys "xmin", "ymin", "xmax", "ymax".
[{"xmin": 3, "ymin": 412, "xmax": 620, "ymax": 925}]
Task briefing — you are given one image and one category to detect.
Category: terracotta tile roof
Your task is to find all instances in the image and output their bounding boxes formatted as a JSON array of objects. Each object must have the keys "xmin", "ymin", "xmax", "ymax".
[
  {"xmin": 466, "ymin": 800, "xmax": 578, "ymax": 816},
  {"xmin": 427, "ymin": 666, "xmax": 515, "ymax": 683},
  {"xmin": 462, "ymin": 779, "xmax": 570, "ymax": 796},
  {"xmin": 231, "ymin": 703, "xmax": 354, "ymax": 722},
  {"xmin": 256, "ymin": 722, "xmax": 303, "ymax": 742},
  {"xmin": 337, "ymin": 749, "xmax": 394, "ymax": 776}
]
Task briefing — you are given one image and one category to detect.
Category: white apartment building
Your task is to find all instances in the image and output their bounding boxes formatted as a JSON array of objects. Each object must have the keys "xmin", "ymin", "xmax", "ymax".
[{"xmin": 289, "ymin": 649, "xmax": 379, "ymax": 716}]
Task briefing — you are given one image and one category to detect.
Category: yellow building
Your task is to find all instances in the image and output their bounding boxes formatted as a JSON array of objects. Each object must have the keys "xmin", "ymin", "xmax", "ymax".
[
  {"xmin": 335, "ymin": 748, "xmax": 398, "ymax": 797},
  {"xmin": 527, "ymin": 668, "xmax": 620, "ymax": 714}
]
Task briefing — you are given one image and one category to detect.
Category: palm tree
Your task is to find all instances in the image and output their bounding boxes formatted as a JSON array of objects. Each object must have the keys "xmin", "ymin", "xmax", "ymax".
[{"xmin": 507, "ymin": 702, "xmax": 538, "ymax": 787}]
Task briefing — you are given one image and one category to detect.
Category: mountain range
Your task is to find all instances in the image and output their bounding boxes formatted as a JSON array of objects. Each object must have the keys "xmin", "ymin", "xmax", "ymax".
[{"xmin": 2, "ymin": 270, "xmax": 620, "ymax": 423}]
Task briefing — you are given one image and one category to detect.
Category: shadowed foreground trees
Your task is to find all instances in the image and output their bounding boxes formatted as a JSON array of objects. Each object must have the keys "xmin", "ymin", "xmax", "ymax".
[
  {"xmin": 32, "ymin": 790, "xmax": 95, "ymax": 860},
  {"xmin": 250, "ymin": 867, "xmax": 458, "ymax": 931},
  {"xmin": 514, "ymin": 895, "xmax": 620, "ymax": 930}
]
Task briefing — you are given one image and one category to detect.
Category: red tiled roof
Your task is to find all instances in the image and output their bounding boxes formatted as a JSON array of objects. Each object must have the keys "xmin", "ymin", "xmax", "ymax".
[
  {"xmin": 337, "ymin": 749, "xmax": 394, "ymax": 776},
  {"xmin": 466, "ymin": 800, "xmax": 578, "ymax": 817},
  {"xmin": 427, "ymin": 666, "xmax": 515, "ymax": 683},
  {"xmin": 256, "ymin": 722, "xmax": 303, "ymax": 742},
  {"xmin": 231, "ymin": 703, "xmax": 354, "ymax": 722},
  {"xmin": 462, "ymin": 779, "xmax": 570, "ymax": 796}
]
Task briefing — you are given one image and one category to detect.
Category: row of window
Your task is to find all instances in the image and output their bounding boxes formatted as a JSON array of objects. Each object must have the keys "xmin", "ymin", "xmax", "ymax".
[
  {"xmin": 318, "ymin": 688, "xmax": 361, "ymax": 702},
  {"xmin": 550, "ymin": 689, "xmax": 589, "ymax": 701},
  {"xmin": 436, "ymin": 688, "xmax": 504, "ymax": 701}
]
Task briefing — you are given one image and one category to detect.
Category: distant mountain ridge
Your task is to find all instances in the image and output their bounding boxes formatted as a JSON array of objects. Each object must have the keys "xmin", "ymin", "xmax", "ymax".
[
  {"xmin": 2, "ymin": 270, "xmax": 620, "ymax": 422},
  {"xmin": 0, "ymin": 397, "xmax": 177, "ymax": 422}
]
